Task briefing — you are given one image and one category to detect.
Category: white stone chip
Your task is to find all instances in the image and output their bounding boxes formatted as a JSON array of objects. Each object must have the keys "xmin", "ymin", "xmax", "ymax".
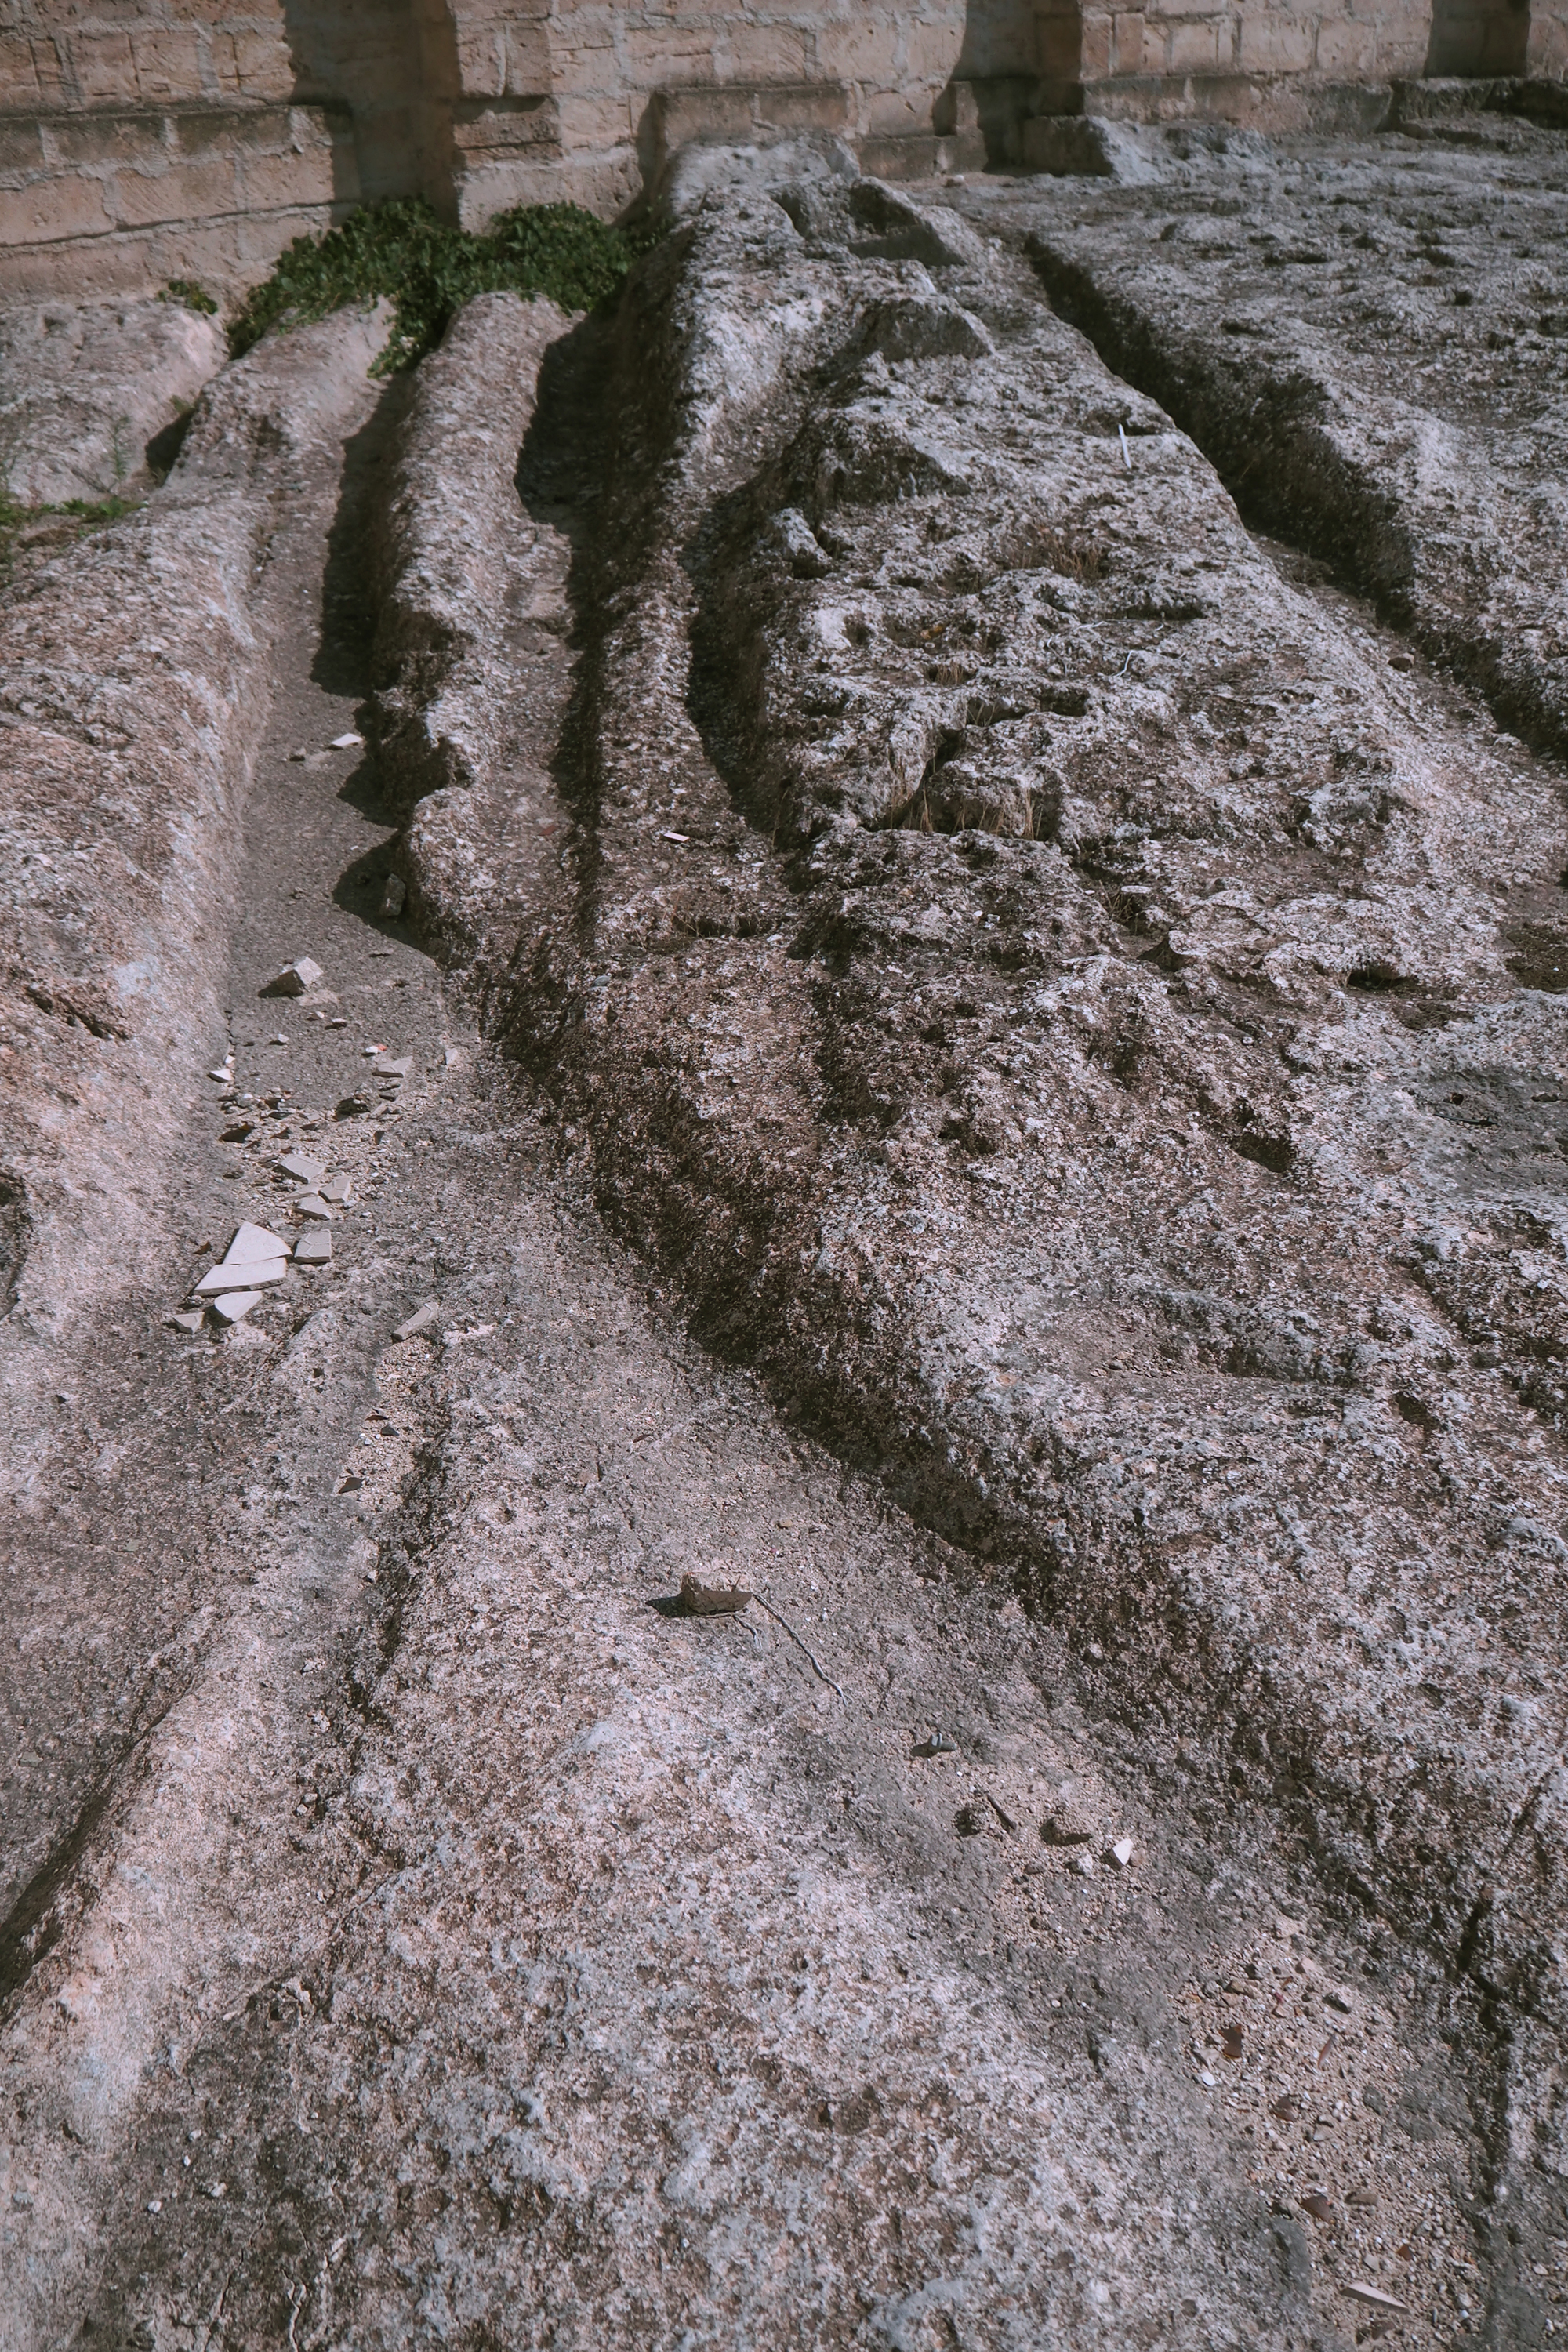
[
  {"xmin": 1107, "ymin": 1838, "xmax": 1134, "ymax": 1869},
  {"xmin": 320, "ymin": 1175, "xmax": 354, "ymax": 1204},
  {"xmin": 224, "ymin": 1221, "xmax": 291, "ymax": 1264},
  {"xmin": 211, "ymin": 1290, "xmax": 263, "ymax": 1324},
  {"xmin": 195, "ymin": 1258, "xmax": 286, "ymax": 1295},
  {"xmin": 277, "ymin": 1152, "xmax": 327, "ymax": 1185},
  {"xmin": 394, "ymin": 1301, "xmax": 441, "ymax": 1341},
  {"xmin": 331, "ymin": 732, "xmax": 364, "ymax": 750},
  {"xmin": 168, "ymin": 1309, "xmax": 205, "ymax": 1334},
  {"xmin": 380, "ymin": 1057, "xmax": 412, "ymax": 1079},
  {"xmin": 293, "ymin": 1193, "xmax": 333, "ymax": 1219},
  {"xmin": 293, "ymin": 1226, "xmax": 332, "ymax": 1265}
]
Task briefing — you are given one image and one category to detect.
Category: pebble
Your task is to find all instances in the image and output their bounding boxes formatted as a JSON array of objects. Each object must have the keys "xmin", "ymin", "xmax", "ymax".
[
  {"xmin": 277, "ymin": 1152, "xmax": 327, "ymax": 1185},
  {"xmin": 331, "ymin": 731, "xmax": 364, "ymax": 750},
  {"xmin": 1106, "ymin": 1838, "xmax": 1134, "ymax": 1869},
  {"xmin": 293, "ymin": 1226, "xmax": 332, "ymax": 1265},
  {"xmin": 1343, "ymin": 2285, "xmax": 1408, "ymax": 2314},
  {"xmin": 226, "ymin": 1221, "xmax": 291, "ymax": 1262},
  {"xmin": 380, "ymin": 875, "xmax": 407, "ymax": 917},
  {"xmin": 168, "ymin": 1310, "xmax": 205, "ymax": 1334},
  {"xmin": 264, "ymin": 957, "xmax": 324, "ymax": 998},
  {"xmin": 292, "ymin": 1193, "xmax": 333, "ymax": 1219},
  {"xmin": 320, "ymin": 1175, "xmax": 354, "ymax": 1204},
  {"xmin": 194, "ymin": 1259, "xmax": 285, "ymax": 1295},
  {"xmin": 210, "ymin": 1290, "xmax": 263, "ymax": 1325}
]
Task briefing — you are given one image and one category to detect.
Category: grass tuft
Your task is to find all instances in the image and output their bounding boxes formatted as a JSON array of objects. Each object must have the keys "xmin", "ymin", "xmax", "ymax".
[
  {"xmin": 160, "ymin": 278, "xmax": 219, "ymax": 316},
  {"xmin": 228, "ymin": 196, "xmax": 655, "ymax": 375}
]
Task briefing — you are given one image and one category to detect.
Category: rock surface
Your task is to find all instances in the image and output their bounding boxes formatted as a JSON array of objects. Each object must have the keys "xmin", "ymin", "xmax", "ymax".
[
  {"xmin": 0, "ymin": 295, "xmax": 226, "ymax": 509},
  {"xmin": 4, "ymin": 132, "xmax": 1568, "ymax": 2352}
]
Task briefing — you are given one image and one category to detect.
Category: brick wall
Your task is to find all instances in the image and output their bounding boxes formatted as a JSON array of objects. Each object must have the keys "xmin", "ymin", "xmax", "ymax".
[{"xmin": 2, "ymin": 0, "xmax": 1563, "ymax": 298}]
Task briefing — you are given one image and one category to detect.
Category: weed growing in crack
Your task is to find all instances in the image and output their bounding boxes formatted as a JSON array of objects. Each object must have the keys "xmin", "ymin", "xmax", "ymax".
[{"xmin": 228, "ymin": 197, "xmax": 659, "ymax": 376}]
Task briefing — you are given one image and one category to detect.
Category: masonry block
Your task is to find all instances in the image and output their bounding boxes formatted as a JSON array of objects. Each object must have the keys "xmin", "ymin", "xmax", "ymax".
[
  {"xmin": 1081, "ymin": 8, "xmax": 1116, "ymax": 77},
  {"xmin": 129, "ymin": 27, "xmax": 205, "ymax": 101},
  {"xmin": 1239, "ymin": 12, "xmax": 1318, "ymax": 67},
  {"xmin": 0, "ymin": 173, "xmax": 111, "ymax": 245},
  {"xmin": 1316, "ymin": 17, "xmax": 1380, "ymax": 73},
  {"xmin": 69, "ymin": 27, "xmax": 136, "ymax": 102}
]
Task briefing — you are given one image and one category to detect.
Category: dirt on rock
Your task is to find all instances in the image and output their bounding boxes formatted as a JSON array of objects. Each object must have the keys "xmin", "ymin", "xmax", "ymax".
[{"xmin": 3, "ymin": 126, "xmax": 1568, "ymax": 2352}]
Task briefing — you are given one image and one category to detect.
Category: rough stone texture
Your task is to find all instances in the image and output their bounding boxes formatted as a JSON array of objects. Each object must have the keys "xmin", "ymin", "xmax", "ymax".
[
  {"xmin": 384, "ymin": 160, "xmax": 1568, "ymax": 2330},
  {"xmin": 7, "ymin": 121, "xmax": 1568, "ymax": 2352},
  {"xmin": 996, "ymin": 96, "xmax": 1568, "ymax": 761},
  {"xmin": 0, "ymin": 292, "xmax": 226, "ymax": 506},
  {"xmin": 372, "ymin": 288, "xmax": 572, "ymax": 971},
  {"xmin": 0, "ymin": 302, "xmax": 387, "ymax": 1354}
]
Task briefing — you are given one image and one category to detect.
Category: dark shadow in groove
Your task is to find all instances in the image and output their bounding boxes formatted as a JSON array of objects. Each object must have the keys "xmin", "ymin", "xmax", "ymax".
[
  {"xmin": 0, "ymin": 1691, "xmax": 180, "ymax": 2008},
  {"xmin": 511, "ymin": 310, "xmax": 619, "ymax": 932},
  {"xmin": 314, "ymin": 372, "xmax": 416, "ymax": 706}
]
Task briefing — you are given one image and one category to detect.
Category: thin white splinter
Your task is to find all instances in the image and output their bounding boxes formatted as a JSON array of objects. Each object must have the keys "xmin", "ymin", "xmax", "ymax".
[
  {"xmin": 1119, "ymin": 423, "xmax": 1132, "ymax": 474},
  {"xmin": 751, "ymin": 1593, "xmax": 844, "ymax": 1697}
]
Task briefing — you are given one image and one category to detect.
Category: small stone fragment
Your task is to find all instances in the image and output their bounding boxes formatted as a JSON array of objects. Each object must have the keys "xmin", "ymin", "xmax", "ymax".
[
  {"xmin": 1042, "ymin": 1817, "xmax": 1093, "ymax": 1847},
  {"xmin": 208, "ymin": 1065, "xmax": 232, "ymax": 1083},
  {"xmin": 1325, "ymin": 1985, "xmax": 1356, "ymax": 2013},
  {"xmin": 326, "ymin": 1017, "xmax": 348, "ymax": 1029},
  {"xmin": 211, "ymin": 1290, "xmax": 263, "ymax": 1324},
  {"xmin": 1342, "ymin": 2285, "xmax": 1408, "ymax": 2314},
  {"xmin": 319, "ymin": 1174, "xmax": 353, "ymax": 1204},
  {"xmin": 1221, "ymin": 2023, "xmax": 1244, "ymax": 2060},
  {"xmin": 225, "ymin": 1221, "xmax": 291, "ymax": 1263},
  {"xmin": 394, "ymin": 1301, "xmax": 441, "ymax": 1340},
  {"xmin": 380, "ymin": 875, "xmax": 406, "ymax": 918},
  {"xmin": 1071, "ymin": 1851, "xmax": 1095, "ymax": 1878},
  {"xmin": 1347, "ymin": 2187, "xmax": 1377, "ymax": 2209},
  {"xmin": 381, "ymin": 1056, "xmax": 412, "ymax": 1079},
  {"xmin": 1269, "ymin": 2095, "xmax": 1301, "ymax": 2122},
  {"xmin": 194, "ymin": 1258, "xmax": 285, "ymax": 1295},
  {"xmin": 339, "ymin": 1474, "xmax": 363, "ymax": 1494},
  {"xmin": 363, "ymin": 1044, "xmax": 385, "ymax": 1058},
  {"xmin": 1301, "ymin": 2191, "xmax": 1332, "ymax": 2222},
  {"xmin": 219, "ymin": 1121, "xmax": 256, "ymax": 1144},
  {"xmin": 262, "ymin": 958, "xmax": 324, "ymax": 998},
  {"xmin": 331, "ymin": 731, "xmax": 364, "ymax": 750},
  {"xmin": 293, "ymin": 1192, "xmax": 333, "ymax": 1219},
  {"xmin": 334, "ymin": 1094, "xmax": 372, "ymax": 1119},
  {"xmin": 276, "ymin": 1152, "xmax": 327, "ymax": 1185},
  {"xmin": 1106, "ymin": 1838, "xmax": 1134, "ymax": 1869},
  {"xmin": 168, "ymin": 1309, "xmax": 205, "ymax": 1334},
  {"xmin": 292, "ymin": 1225, "xmax": 332, "ymax": 1265},
  {"xmin": 678, "ymin": 1573, "xmax": 752, "ymax": 1615}
]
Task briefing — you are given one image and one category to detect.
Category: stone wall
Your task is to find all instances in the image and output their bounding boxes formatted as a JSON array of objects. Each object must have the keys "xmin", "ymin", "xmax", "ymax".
[{"xmin": 2, "ymin": 0, "xmax": 1565, "ymax": 299}]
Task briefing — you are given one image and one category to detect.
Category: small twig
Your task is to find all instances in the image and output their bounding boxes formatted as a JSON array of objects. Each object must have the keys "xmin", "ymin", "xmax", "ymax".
[
  {"xmin": 752, "ymin": 1595, "xmax": 844, "ymax": 1697},
  {"xmin": 196, "ymin": 2270, "xmax": 233, "ymax": 2352}
]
